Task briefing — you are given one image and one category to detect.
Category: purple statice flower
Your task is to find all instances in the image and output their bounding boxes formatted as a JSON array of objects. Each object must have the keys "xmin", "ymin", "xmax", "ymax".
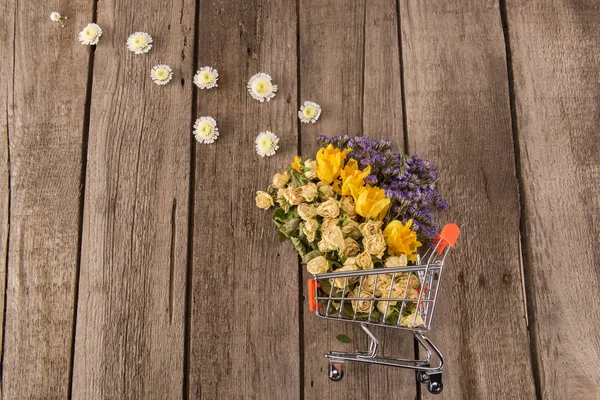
[{"xmin": 317, "ymin": 135, "xmax": 450, "ymax": 242}]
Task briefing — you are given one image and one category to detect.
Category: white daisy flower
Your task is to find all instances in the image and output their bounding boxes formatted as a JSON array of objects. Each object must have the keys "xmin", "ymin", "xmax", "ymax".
[
  {"xmin": 247, "ymin": 73, "xmax": 277, "ymax": 102},
  {"xmin": 50, "ymin": 12, "xmax": 61, "ymax": 22},
  {"xmin": 298, "ymin": 101, "xmax": 322, "ymax": 123},
  {"xmin": 78, "ymin": 23, "xmax": 102, "ymax": 45},
  {"xmin": 194, "ymin": 67, "xmax": 219, "ymax": 89},
  {"xmin": 193, "ymin": 117, "xmax": 219, "ymax": 144},
  {"xmin": 150, "ymin": 65, "xmax": 173, "ymax": 85},
  {"xmin": 127, "ymin": 32, "xmax": 153, "ymax": 54},
  {"xmin": 255, "ymin": 131, "xmax": 279, "ymax": 157}
]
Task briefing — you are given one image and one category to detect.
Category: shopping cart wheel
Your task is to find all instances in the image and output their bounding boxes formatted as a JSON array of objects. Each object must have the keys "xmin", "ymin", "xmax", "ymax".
[
  {"xmin": 416, "ymin": 370, "xmax": 430, "ymax": 384},
  {"xmin": 328, "ymin": 362, "xmax": 344, "ymax": 382},
  {"xmin": 427, "ymin": 373, "xmax": 443, "ymax": 394}
]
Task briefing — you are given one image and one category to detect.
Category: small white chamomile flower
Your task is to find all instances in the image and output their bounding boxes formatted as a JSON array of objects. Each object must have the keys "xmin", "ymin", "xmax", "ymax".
[
  {"xmin": 247, "ymin": 73, "xmax": 277, "ymax": 102},
  {"xmin": 50, "ymin": 12, "xmax": 62, "ymax": 22},
  {"xmin": 194, "ymin": 67, "xmax": 219, "ymax": 89},
  {"xmin": 127, "ymin": 32, "xmax": 153, "ymax": 54},
  {"xmin": 298, "ymin": 101, "xmax": 322, "ymax": 123},
  {"xmin": 78, "ymin": 23, "xmax": 102, "ymax": 45},
  {"xmin": 255, "ymin": 131, "xmax": 279, "ymax": 157},
  {"xmin": 193, "ymin": 117, "xmax": 219, "ymax": 144},
  {"xmin": 150, "ymin": 65, "xmax": 173, "ymax": 85}
]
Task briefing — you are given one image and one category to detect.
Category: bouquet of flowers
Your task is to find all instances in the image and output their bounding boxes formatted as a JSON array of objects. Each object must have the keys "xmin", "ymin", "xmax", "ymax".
[{"xmin": 255, "ymin": 135, "xmax": 449, "ymax": 325}]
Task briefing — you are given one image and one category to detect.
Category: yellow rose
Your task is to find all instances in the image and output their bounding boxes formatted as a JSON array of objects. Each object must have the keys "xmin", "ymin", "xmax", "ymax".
[
  {"xmin": 297, "ymin": 203, "xmax": 317, "ymax": 220},
  {"xmin": 355, "ymin": 251, "xmax": 374, "ymax": 269},
  {"xmin": 360, "ymin": 219, "xmax": 383, "ymax": 237},
  {"xmin": 291, "ymin": 156, "xmax": 302, "ymax": 172},
  {"xmin": 317, "ymin": 181, "xmax": 335, "ymax": 200},
  {"xmin": 283, "ymin": 186, "xmax": 304, "ymax": 205},
  {"xmin": 316, "ymin": 198, "xmax": 340, "ymax": 219},
  {"xmin": 303, "ymin": 219, "xmax": 319, "ymax": 242},
  {"xmin": 322, "ymin": 225, "xmax": 346, "ymax": 251},
  {"xmin": 384, "ymin": 255, "xmax": 408, "ymax": 268},
  {"xmin": 350, "ymin": 185, "xmax": 390, "ymax": 221},
  {"xmin": 339, "ymin": 196, "xmax": 357, "ymax": 217},
  {"xmin": 316, "ymin": 144, "xmax": 351, "ymax": 183},
  {"xmin": 329, "ymin": 262, "xmax": 359, "ymax": 289},
  {"xmin": 383, "ymin": 219, "xmax": 422, "ymax": 261},
  {"xmin": 362, "ymin": 234, "xmax": 386, "ymax": 258},
  {"xmin": 255, "ymin": 191, "xmax": 274, "ymax": 210},
  {"xmin": 307, "ymin": 256, "xmax": 329, "ymax": 275},
  {"xmin": 341, "ymin": 220, "xmax": 362, "ymax": 240},
  {"xmin": 300, "ymin": 182, "xmax": 319, "ymax": 202},
  {"xmin": 343, "ymin": 238, "xmax": 361, "ymax": 257},
  {"xmin": 339, "ymin": 159, "xmax": 371, "ymax": 196},
  {"xmin": 272, "ymin": 171, "xmax": 290, "ymax": 189},
  {"xmin": 400, "ymin": 311, "xmax": 425, "ymax": 328},
  {"xmin": 349, "ymin": 287, "xmax": 374, "ymax": 313},
  {"xmin": 303, "ymin": 159, "xmax": 317, "ymax": 180}
]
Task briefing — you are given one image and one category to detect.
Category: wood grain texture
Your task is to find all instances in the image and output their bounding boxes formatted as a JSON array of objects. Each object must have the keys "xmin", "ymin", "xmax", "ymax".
[
  {"xmin": 300, "ymin": 0, "xmax": 415, "ymax": 398},
  {"xmin": 1, "ymin": 1, "xmax": 94, "ymax": 398},
  {"xmin": 72, "ymin": 0, "xmax": 194, "ymax": 397},
  {"xmin": 506, "ymin": 2, "xmax": 600, "ymax": 398},
  {"xmin": 187, "ymin": 0, "xmax": 300, "ymax": 398},
  {"xmin": 400, "ymin": 1, "xmax": 536, "ymax": 398},
  {"xmin": 0, "ymin": 1, "xmax": 14, "ymax": 394}
]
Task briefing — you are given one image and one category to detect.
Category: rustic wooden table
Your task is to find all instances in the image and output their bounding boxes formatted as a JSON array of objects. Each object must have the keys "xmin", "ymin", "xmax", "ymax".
[{"xmin": 1, "ymin": 0, "xmax": 599, "ymax": 398}]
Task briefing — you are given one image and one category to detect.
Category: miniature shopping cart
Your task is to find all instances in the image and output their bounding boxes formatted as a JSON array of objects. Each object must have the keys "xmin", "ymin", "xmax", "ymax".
[{"xmin": 307, "ymin": 224, "xmax": 460, "ymax": 395}]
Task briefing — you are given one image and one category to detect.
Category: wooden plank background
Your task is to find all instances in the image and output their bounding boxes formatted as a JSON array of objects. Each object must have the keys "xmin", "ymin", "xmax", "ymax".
[{"xmin": 1, "ymin": 0, "xmax": 599, "ymax": 398}]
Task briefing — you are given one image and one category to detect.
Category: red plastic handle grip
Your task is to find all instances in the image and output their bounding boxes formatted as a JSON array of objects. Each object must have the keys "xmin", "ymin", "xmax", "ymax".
[
  {"xmin": 436, "ymin": 223, "xmax": 460, "ymax": 254},
  {"xmin": 308, "ymin": 279, "xmax": 317, "ymax": 312}
]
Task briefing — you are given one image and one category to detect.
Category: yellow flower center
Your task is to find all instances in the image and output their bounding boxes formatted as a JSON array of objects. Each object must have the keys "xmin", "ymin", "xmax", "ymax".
[
  {"xmin": 303, "ymin": 107, "xmax": 315, "ymax": 118},
  {"xmin": 253, "ymin": 79, "xmax": 271, "ymax": 95},
  {"xmin": 156, "ymin": 70, "xmax": 168, "ymax": 79}
]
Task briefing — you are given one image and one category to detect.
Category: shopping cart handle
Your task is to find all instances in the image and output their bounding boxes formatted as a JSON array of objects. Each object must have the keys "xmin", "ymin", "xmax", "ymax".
[
  {"xmin": 308, "ymin": 278, "xmax": 317, "ymax": 312},
  {"xmin": 436, "ymin": 223, "xmax": 460, "ymax": 254}
]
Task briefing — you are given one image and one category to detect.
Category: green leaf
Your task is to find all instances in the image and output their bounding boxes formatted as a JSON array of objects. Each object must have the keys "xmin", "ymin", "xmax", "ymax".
[
  {"xmin": 336, "ymin": 334, "xmax": 352, "ymax": 344},
  {"xmin": 303, "ymin": 250, "xmax": 322, "ymax": 264},
  {"xmin": 290, "ymin": 237, "xmax": 308, "ymax": 258},
  {"xmin": 278, "ymin": 217, "xmax": 301, "ymax": 239},
  {"xmin": 289, "ymin": 168, "xmax": 309, "ymax": 187}
]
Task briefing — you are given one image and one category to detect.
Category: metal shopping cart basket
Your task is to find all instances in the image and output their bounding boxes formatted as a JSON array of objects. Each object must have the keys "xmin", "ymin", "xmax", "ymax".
[{"xmin": 307, "ymin": 223, "xmax": 460, "ymax": 395}]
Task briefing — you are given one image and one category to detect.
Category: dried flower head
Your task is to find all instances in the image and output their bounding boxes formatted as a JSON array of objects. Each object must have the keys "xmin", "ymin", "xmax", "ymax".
[
  {"xmin": 298, "ymin": 101, "xmax": 321, "ymax": 123},
  {"xmin": 193, "ymin": 116, "xmax": 219, "ymax": 144},
  {"xmin": 127, "ymin": 32, "xmax": 153, "ymax": 54},
  {"xmin": 255, "ymin": 131, "xmax": 279, "ymax": 157},
  {"xmin": 194, "ymin": 66, "xmax": 219, "ymax": 89},
  {"xmin": 150, "ymin": 64, "xmax": 173, "ymax": 85},
  {"xmin": 78, "ymin": 23, "xmax": 102, "ymax": 45},
  {"xmin": 50, "ymin": 12, "xmax": 67, "ymax": 27},
  {"xmin": 247, "ymin": 73, "xmax": 277, "ymax": 102}
]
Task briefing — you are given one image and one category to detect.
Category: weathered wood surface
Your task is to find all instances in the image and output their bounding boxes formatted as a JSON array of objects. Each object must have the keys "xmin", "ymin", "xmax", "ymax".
[
  {"xmin": 506, "ymin": 2, "xmax": 600, "ymax": 399},
  {"xmin": 1, "ymin": 1, "xmax": 94, "ymax": 398},
  {"xmin": 187, "ymin": 0, "xmax": 300, "ymax": 398},
  {"xmin": 1, "ymin": 0, "xmax": 600, "ymax": 398},
  {"xmin": 400, "ymin": 1, "xmax": 537, "ymax": 398},
  {"xmin": 72, "ymin": 0, "xmax": 195, "ymax": 397}
]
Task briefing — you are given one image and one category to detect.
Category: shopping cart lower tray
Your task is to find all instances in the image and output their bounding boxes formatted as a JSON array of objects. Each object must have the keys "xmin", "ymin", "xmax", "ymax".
[{"xmin": 307, "ymin": 223, "xmax": 460, "ymax": 395}]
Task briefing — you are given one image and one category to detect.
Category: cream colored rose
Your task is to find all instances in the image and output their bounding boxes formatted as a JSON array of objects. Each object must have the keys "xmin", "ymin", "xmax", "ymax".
[
  {"xmin": 340, "ymin": 196, "xmax": 356, "ymax": 217},
  {"xmin": 400, "ymin": 311, "xmax": 425, "ymax": 328},
  {"xmin": 317, "ymin": 198, "xmax": 340, "ymax": 219},
  {"xmin": 341, "ymin": 220, "xmax": 362, "ymax": 240},
  {"xmin": 300, "ymin": 182, "xmax": 318, "ymax": 202},
  {"xmin": 360, "ymin": 219, "xmax": 384, "ymax": 237},
  {"xmin": 322, "ymin": 225, "xmax": 346, "ymax": 251},
  {"xmin": 355, "ymin": 251, "xmax": 374, "ymax": 269},
  {"xmin": 362, "ymin": 234, "xmax": 386, "ymax": 258},
  {"xmin": 376, "ymin": 300, "xmax": 396, "ymax": 315},
  {"xmin": 271, "ymin": 171, "xmax": 290, "ymax": 189},
  {"xmin": 307, "ymin": 256, "xmax": 329, "ymax": 275},
  {"xmin": 303, "ymin": 219, "xmax": 319, "ymax": 242},
  {"xmin": 318, "ymin": 239, "xmax": 334, "ymax": 253},
  {"xmin": 317, "ymin": 181, "xmax": 335, "ymax": 200},
  {"xmin": 304, "ymin": 159, "xmax": 317, "ymax": 180},
  {"xmin": 283, "ymin": 186, "xmax": 304, "ymax": 205},
  {"xmin": 329, "ymin": 263, "xmax": 359, "ymax": 289},
  {"xmin": 374, "ymin": 274, "xmax": 394, "ymax": 297},
  {"xmin": 350, "ymin": 287, "xmax": 374, "ymax": 313},
  {"xmin": 297, "ymin": 203, "xmax": 317, "ymax": 220},
  {"xmin": 255, "ymin": 191, "xmax": 274, "ymax": 210},
  {"xmin": 321, "ymin": 218, "xmax": 338, "ymax": 233},
  {"xmin": 396, "ymin": 273, "xmax": 421, "ymax": 291},
  {"xmin": 384, "ymin": 255, "xmax": 408, "ymax": 268},
  {"xmin": 343, "ymin": 238, "xmax": 361, "ymax": 257}
]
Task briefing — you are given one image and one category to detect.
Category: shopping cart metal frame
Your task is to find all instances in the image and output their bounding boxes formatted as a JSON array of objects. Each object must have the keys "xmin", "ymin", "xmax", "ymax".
[{"xmin": 307, "ymin": 224, "xmax": 460, "ymax": 395}]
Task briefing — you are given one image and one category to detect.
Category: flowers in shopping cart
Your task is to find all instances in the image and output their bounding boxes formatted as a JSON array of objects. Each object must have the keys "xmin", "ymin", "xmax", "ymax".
[{"xmin": 255, "ymin": 136, "xmax": 449, "ymax": 326}]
